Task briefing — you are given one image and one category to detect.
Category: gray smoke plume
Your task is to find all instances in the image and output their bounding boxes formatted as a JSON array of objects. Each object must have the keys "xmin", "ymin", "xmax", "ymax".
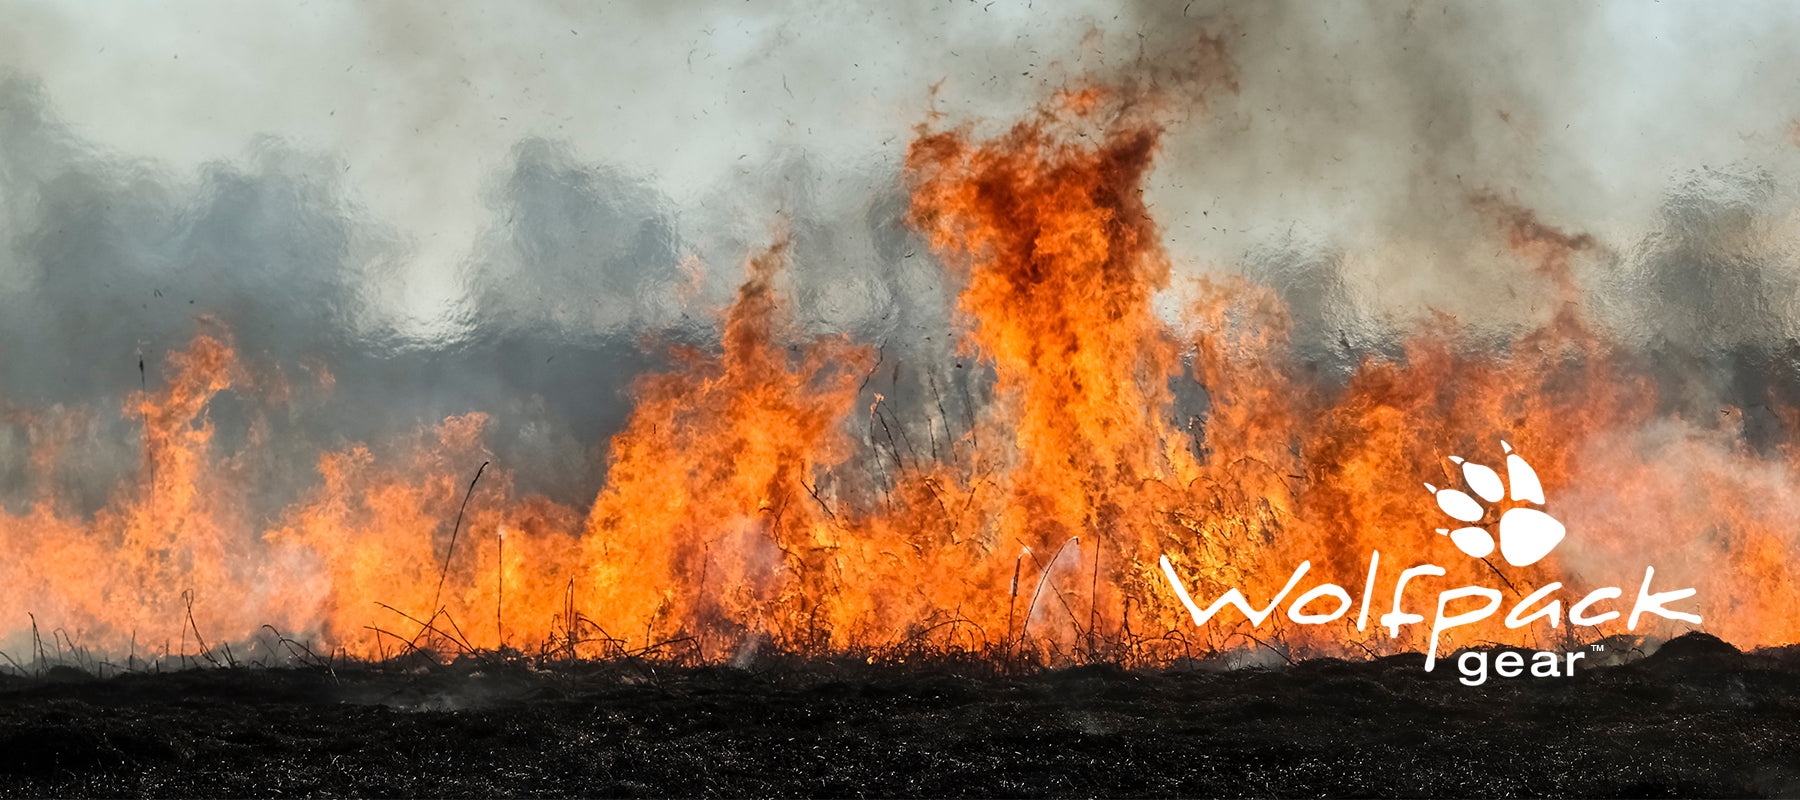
[{"xmin": 4, "ymin": 0, "xmax": 1800, "ymax": 513}]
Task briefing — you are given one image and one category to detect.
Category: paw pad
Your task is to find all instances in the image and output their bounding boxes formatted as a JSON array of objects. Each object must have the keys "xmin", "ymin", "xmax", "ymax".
[{"xmin": 1423, "ymin": 441, "xmax": 1565, "ymax": 567}]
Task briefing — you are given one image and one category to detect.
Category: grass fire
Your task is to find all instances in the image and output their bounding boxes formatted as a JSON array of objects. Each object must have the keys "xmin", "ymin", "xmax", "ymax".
[{"xmin": 3, "ymin": 2, "xmax": 1800, "ymax": 796}]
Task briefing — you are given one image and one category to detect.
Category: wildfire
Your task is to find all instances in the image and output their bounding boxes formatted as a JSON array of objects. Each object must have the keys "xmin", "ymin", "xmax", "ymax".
[{"xmin": 4, "ymin": 54, "xmax": 1798, "ymax": 669}]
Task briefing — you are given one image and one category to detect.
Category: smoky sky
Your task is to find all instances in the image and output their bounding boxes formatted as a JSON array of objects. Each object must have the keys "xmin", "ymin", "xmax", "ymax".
[{"xmin": 6, "ymin": 0, "xmax": 1800, "ymax": 512}]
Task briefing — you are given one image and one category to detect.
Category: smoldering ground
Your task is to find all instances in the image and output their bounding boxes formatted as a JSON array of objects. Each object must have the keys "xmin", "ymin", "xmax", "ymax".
[{"xmin": 0, "ymin": 633, "xmax": 1797, "ymax": 797}]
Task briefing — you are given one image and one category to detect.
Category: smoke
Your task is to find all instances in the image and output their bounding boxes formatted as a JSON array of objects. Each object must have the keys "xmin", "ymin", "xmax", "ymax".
[
  {"xmin": 7, "ymin": 1, "xmax": 1800, "ymax": 345},
  {"xmin": 5, "ymin": 1, "xmax": 1800, "ymax": 657},
  {"xmin": 463, "ymin": 138, "xmax": 685, "ymax": 341},
  {"xmin": 0, "ymin": 74, "xmax": 668, "ymax": 512},
  {"xmin": 1082, "ymin": 1, "xmax": 1800, "ymax": 407}
]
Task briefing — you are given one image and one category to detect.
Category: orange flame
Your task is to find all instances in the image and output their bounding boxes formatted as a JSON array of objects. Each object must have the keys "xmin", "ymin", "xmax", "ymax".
[{"xmin": 4, "ymin": 72, "xmax": 1799, "ymax": 668}]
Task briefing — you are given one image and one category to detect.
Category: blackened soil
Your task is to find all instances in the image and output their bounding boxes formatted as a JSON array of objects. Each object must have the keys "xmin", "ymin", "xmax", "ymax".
[{"xmin": 1, "ymin": 633, "xmax": 1797, "ymax": 797}]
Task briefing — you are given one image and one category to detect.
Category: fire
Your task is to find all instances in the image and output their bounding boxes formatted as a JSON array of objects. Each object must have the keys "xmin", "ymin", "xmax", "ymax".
[
  {"xmin": 577, "ymin": 238, "xmax": 875, "ymax": 657},
  {"xmin": 4, "ymin": 61, "xmax": 1800, "ymax": 668}
]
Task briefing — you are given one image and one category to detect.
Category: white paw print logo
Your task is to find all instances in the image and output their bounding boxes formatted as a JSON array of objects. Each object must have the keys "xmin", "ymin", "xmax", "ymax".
[{"xmin": 1424, "ymin": 441, "xmax": 1566, "ymax": 567}]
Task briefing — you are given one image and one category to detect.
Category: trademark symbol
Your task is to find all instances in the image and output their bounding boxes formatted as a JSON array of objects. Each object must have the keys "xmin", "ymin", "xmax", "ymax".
[{"xmin": 1591, "ymin": 644, "xmax": 1604, "ymax": 652}]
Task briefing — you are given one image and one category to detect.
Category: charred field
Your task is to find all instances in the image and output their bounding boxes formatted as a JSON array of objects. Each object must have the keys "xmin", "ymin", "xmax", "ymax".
[
  {"xmin": 0, "ymin": 632, "xmax": 1796, "ymax": 798},
  {"xmin": 13, "ymin": 4, "xmax": 1800, "ymax": 798}
]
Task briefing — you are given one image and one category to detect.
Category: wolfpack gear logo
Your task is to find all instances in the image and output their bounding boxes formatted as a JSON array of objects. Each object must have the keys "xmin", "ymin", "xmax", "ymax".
[{"xmin": 1159, "ymin": 441, "xmax": 1704, "ymax": 681}]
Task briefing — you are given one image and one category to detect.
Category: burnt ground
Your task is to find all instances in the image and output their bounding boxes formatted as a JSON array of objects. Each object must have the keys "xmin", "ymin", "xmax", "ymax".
[{"xmin": 0, "ymin": 633, "xmax": 1796, "ymax": 798}]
